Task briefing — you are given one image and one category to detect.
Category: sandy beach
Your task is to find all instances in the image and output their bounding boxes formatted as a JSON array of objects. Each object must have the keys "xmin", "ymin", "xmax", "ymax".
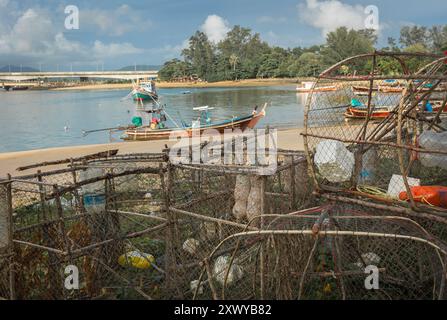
[
  {"xmin": 0, "ymin": 128, "xmax": 304, "ymax": 178},
  {"xmin": 52, "ymin": 78, "xmax": 300, "ymax": 91}
]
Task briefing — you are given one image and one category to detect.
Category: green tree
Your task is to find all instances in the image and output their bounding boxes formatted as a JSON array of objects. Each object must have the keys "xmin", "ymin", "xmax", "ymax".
[
  {"xmin": 181, "ymin": 31, "xmax": 215, "ymax": 81},
  {"xmin": 399, "ymin": 26, "xmax": 428, "ymax": 48},
  {"xmin": 404, "ymin": 43, "xmax": 431, "ymax": 72},
  {"xmin": 288, "ymin": 52, "xmax": 322, "ymax": 77},
  {"xmin": 257, "ymin": 47, "xmax": 290, "ymax": 78},
  {"xmin": 158, "ymin": 59, "xmax": 191, "ymax": 80},
  {"xmin": 429, "ymin": 25, "xmax": 447, "ymax": 53},
  {"xmin": 217, "ymin": 26, "xmax": 270, "ymax": 80},
  {"xmin": 320, "ymin": 27, "xmax": 375, "ymax": 68}
]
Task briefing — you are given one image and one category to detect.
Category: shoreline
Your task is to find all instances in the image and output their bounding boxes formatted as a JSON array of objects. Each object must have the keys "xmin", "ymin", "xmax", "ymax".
[
  {"xmin": 52, "ymin": 78, "xmax": 301, "ymax": 91},
  {"xmin": 0, "ymin": 128, "xmax": 304, "ymax": 178}
]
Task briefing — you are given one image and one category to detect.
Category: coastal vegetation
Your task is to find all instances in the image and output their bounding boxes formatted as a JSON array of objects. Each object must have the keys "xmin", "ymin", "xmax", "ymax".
[{"xmin": 159, "ymin": 25, "xmax": 447, "ymax": 82}]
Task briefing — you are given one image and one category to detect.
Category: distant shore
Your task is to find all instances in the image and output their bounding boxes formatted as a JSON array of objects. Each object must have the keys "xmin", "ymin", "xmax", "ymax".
[
  {"xmin": 0, "ymin": 127, "xmax": 303, "ymax": 177},
  {"xmin": 53, "ymin": 78, "xmax": 301, "ymax": 91}
]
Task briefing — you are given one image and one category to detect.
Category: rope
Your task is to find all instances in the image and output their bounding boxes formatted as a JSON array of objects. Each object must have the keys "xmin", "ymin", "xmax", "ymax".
[{"xmin": 356, "ymin": 185, "xmax": 390, "ymax": 198}]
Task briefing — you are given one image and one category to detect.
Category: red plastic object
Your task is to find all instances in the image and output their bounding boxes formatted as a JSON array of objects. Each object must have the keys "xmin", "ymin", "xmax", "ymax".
[{"xmin": 399, "ymin": 186, "xmax": 447, "ymax": 208}]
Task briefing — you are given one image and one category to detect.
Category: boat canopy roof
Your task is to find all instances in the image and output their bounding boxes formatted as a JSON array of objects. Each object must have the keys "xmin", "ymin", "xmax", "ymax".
[{"xmin": 193, "ymin": 106, "xmax": 215, "ymax": 111}]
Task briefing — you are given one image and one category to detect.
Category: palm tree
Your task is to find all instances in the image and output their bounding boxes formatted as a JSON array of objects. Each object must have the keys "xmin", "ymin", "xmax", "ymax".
[{"xmin": 229, "ymin": 54, "xmax": 239, "ymax": 80}]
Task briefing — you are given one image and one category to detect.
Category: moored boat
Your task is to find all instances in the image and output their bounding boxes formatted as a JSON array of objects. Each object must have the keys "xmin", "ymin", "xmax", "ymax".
[
  {"xmin": 296, "ymin": 81, "xmax": 337, "ymax": 93},
  {"xmin": 122, "ymin": 105, "xmax": 267, "ymax": 141},
  {"xmin": 344, "ymin": 106, "xmax": 391, "ymax": 119},
  {"xmin": 131, "ymin": 80, "xmax": 158, "ymax": 102},
  {"xmin": 344, "ymin": 98, "xmax": 391, "ymax": 120},
  {"xmin": 378, "ymin": 85, "xmax": 404, "ymax": 93},
  {"xmin": 351, "ymin": 85, "xmax": 378, "ymax": 96}
]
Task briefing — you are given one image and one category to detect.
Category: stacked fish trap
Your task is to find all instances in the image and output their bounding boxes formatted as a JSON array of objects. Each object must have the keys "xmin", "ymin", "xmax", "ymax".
[
  {"xmin": 0, "ymin": 152, "xmax": 169, "ymax": 300},
  {"xmin": 163, "ymin": 137, "xmax": 311, "ymax": 299},
  {"xmin": 300, "ymin": 51, "xmax": 447, "ymax": 298},
  {"xmin": 0, "ymin": 138, "xmax": 314, "ymax": 300}
]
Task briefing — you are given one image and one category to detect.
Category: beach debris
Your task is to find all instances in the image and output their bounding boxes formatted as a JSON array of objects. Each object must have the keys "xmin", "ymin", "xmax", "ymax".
[
  {"xmin": 80, "ymin": 167, "xmax": 106, "ymax": 212},
  {"xmin": 212, "ymin": 255, "xmax": 244, "ymax": 286},
  {"xmin": 232, "ymin": 175, "xmax": 251, "ymax": 221},
  {"xmin": 399, "ymin": 186, "xmax": 447, "ymax": 208},
  {"xmin": 190, "ymin": 280, "xmax": 204, "ymax": 295},
  {"xmin": 183, "ymin": 238, "xmax": 200, "ymax": 255},
  {"xmin": 387, "ymin": 174, "xmax": 420, "ymax": 199},
  {"xmin": 359, "ymin": 147, "xmax": 378, "ymax": 184},
  {"xmin": 314, "ymin": 140, "xmax": 354, "ymax": 183},
  {"xmin": 118, "ymin": 250, "xmax": 155, "ymax": 269}
]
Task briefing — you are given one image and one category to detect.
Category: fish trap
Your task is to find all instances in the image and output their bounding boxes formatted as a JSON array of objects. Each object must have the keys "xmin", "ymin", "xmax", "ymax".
[
  {"xmin": 192, "ymin": 202, "xmax": 447, "ymax": 300},
  {"xmin": 163, "ymin": 143, "xmax": 312, "ymax": 299},
  {"xmin": 303, "ymin": 51, "xmax": 447, "ymax": 220}
]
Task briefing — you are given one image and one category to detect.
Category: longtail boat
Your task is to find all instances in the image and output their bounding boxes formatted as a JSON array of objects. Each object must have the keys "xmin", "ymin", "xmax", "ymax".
[
  {"xmin": 122, "ymin": 104, "xmax": 267, "ymax": 141},
  {"xmin": 296, "ymin": 81, "xmax": 337, "ymax": 93},
  {"xmin": 344, "ymin": 98, "xmax": 391, "ymax": 120},
  {"xmin": 344, "ymin": 106, "xmax": 391, "ymax": 120},
  {"xmin": 351, "ymin": 85, "xmax": 379, "ymax": 93},
  {"xmin": 131, "ymin": 80, "xmax": 158, "ymax": 102},
  {"xmin": 418, "ymin": 100, "xmax": 447, "ymax": 113},
  {"xmin": 352, "ymin": 85, "xmax": 404, "ymax": 93},
  {"xmin": 378, "ymin": 85, "xmax": 404, "ymax": 93}
]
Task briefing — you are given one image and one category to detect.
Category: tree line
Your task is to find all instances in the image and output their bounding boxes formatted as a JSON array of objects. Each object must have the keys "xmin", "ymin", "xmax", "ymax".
[{"xmin": 159, "ymin": 25, "xmax": 447, "ymax": 82}]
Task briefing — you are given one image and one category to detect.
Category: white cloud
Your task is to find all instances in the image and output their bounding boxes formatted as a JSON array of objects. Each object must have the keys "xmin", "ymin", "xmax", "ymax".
[
  {"xmin": 200, "ymin": 14, "xmax": 230, "ymax": 43},
  {"xmin": 93, "ymin": 41, "xmax": 144, "ymax": 57},
  {"xmin": 0, "ymin": 1, "xmax": 146, "ymax": 65},
  {"xmin": 298, "ymin": 0, "xmax": 369, "ymax": 36},
  {"xmin": 82, "ymin": 5, "xmax": 152, "ymax": 37}
]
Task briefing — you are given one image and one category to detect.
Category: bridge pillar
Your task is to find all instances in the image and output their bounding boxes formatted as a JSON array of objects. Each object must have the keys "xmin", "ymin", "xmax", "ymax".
[{"xmin": 80, "ymin": 77, "xmax": 89, "ymax": 82}]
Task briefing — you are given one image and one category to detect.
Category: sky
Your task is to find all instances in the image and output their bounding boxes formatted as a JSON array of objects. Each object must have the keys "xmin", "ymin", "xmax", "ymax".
[{"xmin": 0, "ymin": 0, "xmax": 446, "ymax": 71}]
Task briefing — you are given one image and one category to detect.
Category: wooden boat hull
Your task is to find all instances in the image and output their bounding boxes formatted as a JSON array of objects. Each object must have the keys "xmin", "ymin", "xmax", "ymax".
[
  {"xmin": 132, "ymin": 89, "xmax": 158, "ymax": 101},
  {"xmin": 432, "ymin": 102, "xmax": 447, "ymax": 113},
  {"xmin": 352, "ymin": 86, "xmax": 378, "ymax": 92},
  {"xmin": 296, "ymin": 86, "xmax": 337, "ymax": 93},
  {"xmin": 11, "ymin": 86, "xmax": 29, "ymax": 91},
  {"xmin": 344, "ymin": 107, "xmax": 390, "ymax": 120},
  {"xmin": 122, "ymin": 112, "xmax": 265, "ymax": 141},
  {"xmin": 379, "ymin": 86, "xmax": 404, "ymax": 93}
]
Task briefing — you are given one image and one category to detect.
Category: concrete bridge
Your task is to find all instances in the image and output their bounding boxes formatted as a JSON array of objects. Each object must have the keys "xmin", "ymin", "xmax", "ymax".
[{"xmin": 0, "ymin": 70, "xmax": 158, "ymax": 81}]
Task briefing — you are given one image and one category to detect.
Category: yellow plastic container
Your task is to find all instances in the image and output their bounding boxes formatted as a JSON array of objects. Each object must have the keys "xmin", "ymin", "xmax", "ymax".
[{"xmin": 118, "ymin": 251, "xmax": 155, "ymax": 269}]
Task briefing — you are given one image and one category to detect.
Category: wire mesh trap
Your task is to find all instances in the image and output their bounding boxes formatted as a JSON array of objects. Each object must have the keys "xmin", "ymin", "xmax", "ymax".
[
  {"xmin": 2, "ymin": 51, "xmax": 447, "ymax": 300},
  {"xmin": 303, "ymin": 51, "xmax": 447, "ymax": 221},
  {"xmin": 0, "ymin": 142, "xmax": 318, "ymax": 300}
]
